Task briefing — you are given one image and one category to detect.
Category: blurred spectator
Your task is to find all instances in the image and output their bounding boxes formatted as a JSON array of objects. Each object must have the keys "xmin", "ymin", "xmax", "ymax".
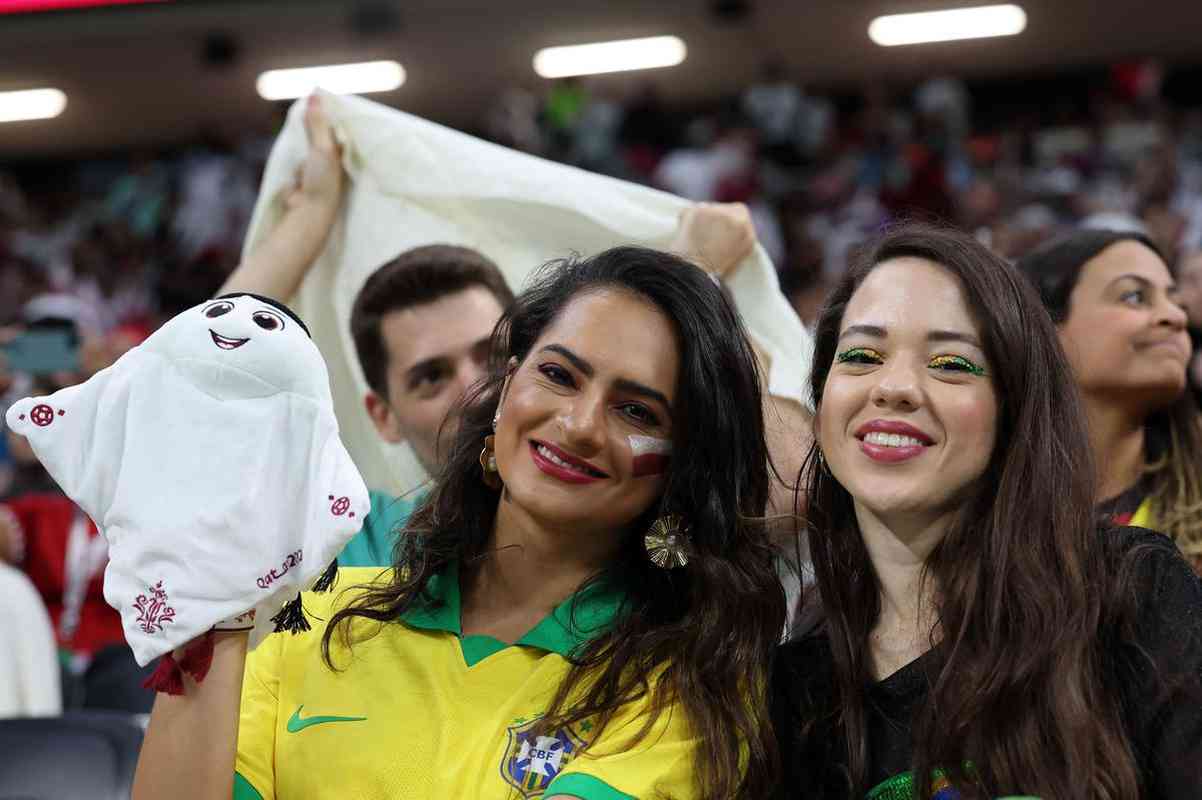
[
  {"xmin": 171, "ymin": 144, "xmax": 257, "ymax": 267},
  {"xmin": 1, "ymin": 487, "xmax": 154, "ymax": 712},
  {"xmin": 0, "ymin": 560, "xmax": 61, "ymax": 718},
  {"xmin": 485, "ymin": 86, "xmax": 545, "ymax": 155},
  {"xmin": 570, "ymin": 83, "xmax": 627, "ymax": 177},
  {"xmin": 544, "ymin": 77, "xmax": 588, "ymax": 156},
  {"xmin": 1177, "ymin": 249, "xmax": 1202, "ymax": 407},
  {"xmin": 742, "ymin": 59, "xmax": 834, "ymax": 167},
  {"xmin": 617, "ymin": 82, "xmax": 680, "ymax": 178}
]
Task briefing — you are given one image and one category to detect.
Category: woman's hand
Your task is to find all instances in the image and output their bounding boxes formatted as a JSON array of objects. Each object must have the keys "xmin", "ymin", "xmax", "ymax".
[
  {"xmin": 284, "ymin": 93, "xmax": 345, "ymax": 214},
  {"xmin": 669, "ymin": 202, "xmax": 758, "ymax": 279}
]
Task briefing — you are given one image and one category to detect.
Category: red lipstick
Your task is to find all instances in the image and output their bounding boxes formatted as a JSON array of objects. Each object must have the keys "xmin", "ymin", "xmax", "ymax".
[
  {"xmin": 854, "ymin": 419, "xmax": 933, "ymax": 464},
  {"xmin": 529, "ymin": 440, "xmax": 608, "ymax": 485}
]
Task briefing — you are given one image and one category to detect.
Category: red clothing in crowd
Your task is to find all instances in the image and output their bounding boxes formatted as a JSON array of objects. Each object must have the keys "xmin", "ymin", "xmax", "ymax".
[{"xmin": 3, "ymin": 492, "xmax": 123, "ymax": 657}]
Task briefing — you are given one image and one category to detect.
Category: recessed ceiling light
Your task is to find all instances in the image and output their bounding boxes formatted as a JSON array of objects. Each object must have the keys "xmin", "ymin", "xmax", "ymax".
[
  {"xmin": 256, "ymin": 60, "xmax": 405, "ymax": 101},
  {"xmin": 868, "ymin": 4, "xmax": 1027, "ymax": 47},
  {"xmin": 0, "ymin": 88, "xmax": 67, "ymax": 123},
  {"xmin": 533, "ymin": 36, "xmax": 687, "ymax": 79},
  {"xmin": 0, "ymin": 0, "xmax": 165, "ymax": 14}
]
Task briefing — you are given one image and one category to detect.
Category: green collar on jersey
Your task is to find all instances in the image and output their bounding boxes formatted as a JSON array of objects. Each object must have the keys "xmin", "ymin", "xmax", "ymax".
[{"xmin": 400, "ymin": 559, "xmax": 624, "ymax": 658}]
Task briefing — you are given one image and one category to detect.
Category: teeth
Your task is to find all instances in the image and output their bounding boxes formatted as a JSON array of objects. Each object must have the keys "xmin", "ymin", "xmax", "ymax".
[
  {"xmin": 537, "ymin": 444, "xmax": 593, "ymax": 475},
  {"xmin": 863, "ymin": 432, "xmax": 924, "ymax": 448}
]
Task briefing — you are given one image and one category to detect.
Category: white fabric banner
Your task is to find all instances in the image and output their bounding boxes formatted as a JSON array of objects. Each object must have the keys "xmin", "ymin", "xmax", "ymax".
[{"xmin": 243, "ymin": 92, "xmax": 814, "ymax": 497}]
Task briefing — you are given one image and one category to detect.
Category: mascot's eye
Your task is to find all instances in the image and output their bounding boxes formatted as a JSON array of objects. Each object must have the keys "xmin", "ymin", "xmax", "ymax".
[
  {"xmin": 253, "ymin": 311, "xmax": 285, "ymax": 331},
  {"xmin": 204, "ymin": 301, "xmax": 234, "ymax": 318}
]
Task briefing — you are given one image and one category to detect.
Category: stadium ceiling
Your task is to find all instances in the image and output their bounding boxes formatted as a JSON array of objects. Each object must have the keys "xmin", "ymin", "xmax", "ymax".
[{"xmin": 0, "ymin": 0, "xmax": 1199, "ymax": 157}]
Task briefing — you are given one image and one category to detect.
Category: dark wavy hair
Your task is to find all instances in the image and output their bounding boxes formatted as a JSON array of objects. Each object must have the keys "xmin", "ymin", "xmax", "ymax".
[
  {"xmin": 796, "ymin": 223, "xmax": 1156, "ymax": 798},
  {"xmin": 1016, "ymin": 229, "xmax": 1202, "ymax": 567},
  {"xmin": 326, "ymin": 245, "xmax": 785, "ymax": 799}
]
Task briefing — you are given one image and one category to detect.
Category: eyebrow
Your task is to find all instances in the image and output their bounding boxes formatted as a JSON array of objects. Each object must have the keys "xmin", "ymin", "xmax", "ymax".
[
  {"xmin": 839, "ymin": 324, "xmax": 983, "ymax": 349},
  {"xmin": 404, "ymin": 335, "xmax": 495, "ymax": 386},
  {"xmin": 404, "ymin": 356, "xmax": 449, "ymax": 386},
  {"xmin": 540, "ymin": 344, "xmax": 671, "ymax": 409},
  {"xmin": 542, "ymin": 344, "xmax": 593, "ymax": 376},
  {"xmin": 1109, "ymin": 273, "xmax": 1178, "ymax": 293}
]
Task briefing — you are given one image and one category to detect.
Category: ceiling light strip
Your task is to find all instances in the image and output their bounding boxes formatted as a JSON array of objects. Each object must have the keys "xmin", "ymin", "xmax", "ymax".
[
  {"xmin": 533, "ymin": 36, "xmax": 687, "ymax": 79},
  {"xmin": 0, "ymin": 88, "xmax": 67, "ymax": 123},
  {"xmin": 868, "ymin": 4, "xmax": 1027, "ymax": 47},
  {"xmin": 256, "ymin": 60, "xmax": 405, "ymax": 101}
]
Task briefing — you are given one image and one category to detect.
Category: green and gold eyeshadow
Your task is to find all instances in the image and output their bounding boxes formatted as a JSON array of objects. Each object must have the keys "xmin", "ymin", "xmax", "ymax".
[
  {"xmin": 835, "ymin": 346, "xmax": 884, "ymax": 364},
  {"xmin": 835, "ymin": 348, "xmax": 987, "ymax": 377},
  {"xmin": 928, "ymin": 354, "xmax": 986, "ymax": 376}
]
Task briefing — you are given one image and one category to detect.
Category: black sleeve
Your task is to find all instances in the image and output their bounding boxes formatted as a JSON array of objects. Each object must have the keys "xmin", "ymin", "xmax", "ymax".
[{"xmin": 1114, "ymin": 529, "xmax": 1202, "ymax": 798}]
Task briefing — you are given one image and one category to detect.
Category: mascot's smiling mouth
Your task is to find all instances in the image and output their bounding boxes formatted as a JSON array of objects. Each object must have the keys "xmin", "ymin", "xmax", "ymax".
[{"xmin": 210, "ymin": 330, "xmax": 250, "ymax": 350}]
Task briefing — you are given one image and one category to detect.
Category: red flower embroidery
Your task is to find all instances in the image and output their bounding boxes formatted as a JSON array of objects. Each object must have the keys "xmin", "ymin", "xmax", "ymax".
[{"xmin": 133, "ymin": 581, "xmax": 177, "ymax": 634}]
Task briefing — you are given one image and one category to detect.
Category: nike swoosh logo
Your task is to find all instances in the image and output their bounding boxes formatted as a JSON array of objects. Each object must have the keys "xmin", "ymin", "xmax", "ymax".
[{"xmin": 286, "ymin": 705, "xmax": 367, "ymax": 733}]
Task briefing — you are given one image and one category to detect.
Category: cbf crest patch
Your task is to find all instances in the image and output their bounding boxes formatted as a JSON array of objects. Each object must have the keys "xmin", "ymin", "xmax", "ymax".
[{"xmin": 499, "ymin": 717, "xmax": 589, "ymax": 797}]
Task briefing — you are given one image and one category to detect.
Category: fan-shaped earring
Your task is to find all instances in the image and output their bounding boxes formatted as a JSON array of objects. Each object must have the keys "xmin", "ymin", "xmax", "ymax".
[{"xmin": 643, "ymin": 514, "xmax": 689, "ymax": 569}]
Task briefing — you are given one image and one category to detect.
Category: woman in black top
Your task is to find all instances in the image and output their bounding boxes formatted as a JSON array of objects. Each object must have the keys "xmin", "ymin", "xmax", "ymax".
[{"xmin": 773, "ymin": 224, "xmax": 1202, "ymax": 799}]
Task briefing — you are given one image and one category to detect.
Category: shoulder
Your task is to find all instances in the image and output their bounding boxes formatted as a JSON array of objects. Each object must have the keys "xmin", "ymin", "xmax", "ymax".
[
  {"xmin": 1104, "ymin": 526, "xmax": 1202, "ymax": 605},
  {"xmin": 247, "ymin": 566, "xmax": 399, "ymax": 672},
  {"xmin": 1103, "ymin": 527, "xmax": 1202, "ymax": 670},
  {"xmin": 305, "ymin": 565, "xmax": 397, "ymax": 619},
  {"xmin": 369, "ymin": 489, "xmax": 423, "ymax": 520}
]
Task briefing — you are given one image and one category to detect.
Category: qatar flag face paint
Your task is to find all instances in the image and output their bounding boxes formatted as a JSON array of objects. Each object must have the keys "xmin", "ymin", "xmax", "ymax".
[{"xmin": 630, "ymin": 435, "xmax": 672, "ymax": 478}]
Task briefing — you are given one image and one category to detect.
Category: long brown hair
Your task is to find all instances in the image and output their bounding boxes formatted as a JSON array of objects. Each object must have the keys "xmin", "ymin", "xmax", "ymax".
[
  {"xmin": 326, "ymin": 247, "xmax": 785, "ymax": 799},
  {"xmin": 1016, "ymin": 230, "xmax": 1202, "ymax": 568},
  {"xmin": 799, "ymin": 223, "xmax": 1149, "ymax": 798}
]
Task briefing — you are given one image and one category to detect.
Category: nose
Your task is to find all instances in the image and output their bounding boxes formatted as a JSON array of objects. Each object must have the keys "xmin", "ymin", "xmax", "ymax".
[
  {"xmin": 558, "ymin": 391, "xmax": 607, "ymax": 454},
  {"xmin": 1157, "ymin": 297, "xmax": 1188, "ymax": 331},
  {"xmin": 868, "ymin": 357, "xmax": 922, "ymax": 411}
]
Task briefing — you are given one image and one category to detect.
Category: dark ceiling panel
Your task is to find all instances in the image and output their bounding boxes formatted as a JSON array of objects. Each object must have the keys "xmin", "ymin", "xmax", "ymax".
[{"xmin": 0, "ymin": 0, "xmax": 1199, "ymax": 157}]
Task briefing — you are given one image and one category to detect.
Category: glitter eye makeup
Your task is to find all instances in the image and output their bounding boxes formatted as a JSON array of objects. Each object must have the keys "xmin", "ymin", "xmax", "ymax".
[
  {"xmin": 929, "ymin": 354, "xmax": 986, "ymax": 377},
  {"xmin": 629, "ymin": 435, "xmax": 672, "ymax": 477},
  {"xmin": 835, "ymin": 346, "xmax": 884, "ymax": 365}
]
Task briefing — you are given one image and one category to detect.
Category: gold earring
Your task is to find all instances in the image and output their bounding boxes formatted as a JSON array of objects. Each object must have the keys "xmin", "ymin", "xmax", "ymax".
[
  {"xmin": 479, "ymin": 434, "xmax": 502, "ymax": 489},
  {"xmin": 644, "ymin": 514, "xmax": 689, "ymax": 569}
]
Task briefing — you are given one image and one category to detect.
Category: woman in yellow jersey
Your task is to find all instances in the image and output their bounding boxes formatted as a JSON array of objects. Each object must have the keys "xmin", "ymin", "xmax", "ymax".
[
  {"xmin": 133, "ymin": 246, "xmax": 786, "ymax": 800},
  {"xmin": 1016, "ymin": 230, "xmax": 1202, "ymax": 574},
  {"xmin": 772, "ymin": 224, "xmax": 1202, "ymax": 799}
]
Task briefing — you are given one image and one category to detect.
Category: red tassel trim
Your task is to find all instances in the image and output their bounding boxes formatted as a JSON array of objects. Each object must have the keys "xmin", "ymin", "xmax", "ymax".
[
  {"xmin": 142, "ymin": 651, "xmax": 185, "ymax": 696},
  {"xmin": 179, "ymin": 631, "xmax": 215, "ymax": 683}
]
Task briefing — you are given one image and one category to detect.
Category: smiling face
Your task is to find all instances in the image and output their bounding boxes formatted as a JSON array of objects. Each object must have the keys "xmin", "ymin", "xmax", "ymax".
[
  {"xmin": 1058, "ymin": 240, "xmax": 1190, "ymax": 409},
  {"xmin": 202, "ymin": 297, "xmax": 290, "ymax": 349},
  {"xmin": 492, "ymin": 288, "xmax": 679, "ymax": 536},
  {"xmin": 149, "ymin": 295, "xmax": 326, "ymax": 402},
  {"xmin": 817, "ymin": 257, "xmax": 999, "ymax": 525}
]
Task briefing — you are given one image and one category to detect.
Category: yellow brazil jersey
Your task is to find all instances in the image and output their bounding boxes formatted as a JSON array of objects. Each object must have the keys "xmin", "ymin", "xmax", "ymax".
[{"xmin": 233, "ymin": 564, "xmax": 699, "ymax": 800}]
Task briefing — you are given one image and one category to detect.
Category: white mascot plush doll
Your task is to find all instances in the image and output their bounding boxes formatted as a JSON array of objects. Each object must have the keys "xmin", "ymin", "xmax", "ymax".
[{"xmin": 5, "ymin": 293, "xmax": 369, "ymax": 692}]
